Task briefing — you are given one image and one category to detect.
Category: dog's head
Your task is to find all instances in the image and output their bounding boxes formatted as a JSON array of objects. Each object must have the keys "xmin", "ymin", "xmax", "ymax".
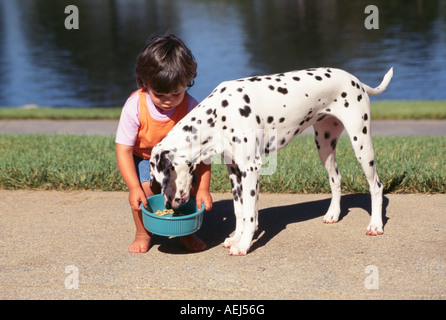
[{"xmin": 150, "ymin": 147, "xmax": 194, "ymax": 209}]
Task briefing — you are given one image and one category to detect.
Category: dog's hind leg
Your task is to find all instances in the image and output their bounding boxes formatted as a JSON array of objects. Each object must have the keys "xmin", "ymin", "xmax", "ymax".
[
  {"xmin": 341, "ymin": 109, "xmax": 384, "ymax": 235},
  {"xmin": 313, "ymin": 116, "xmax": 345, "ymax": 224}
]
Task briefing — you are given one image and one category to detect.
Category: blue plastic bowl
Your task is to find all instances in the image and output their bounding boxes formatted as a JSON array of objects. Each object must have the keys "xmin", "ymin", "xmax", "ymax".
[{"xmin": 141, "ymin": 194, "xmax": 204, "ymax": 237}]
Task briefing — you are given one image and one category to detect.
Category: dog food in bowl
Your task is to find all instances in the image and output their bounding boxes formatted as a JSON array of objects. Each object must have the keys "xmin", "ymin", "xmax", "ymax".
[{"xmin": 141, "ymin": 194, "xmax": 204, "ymax": 237}]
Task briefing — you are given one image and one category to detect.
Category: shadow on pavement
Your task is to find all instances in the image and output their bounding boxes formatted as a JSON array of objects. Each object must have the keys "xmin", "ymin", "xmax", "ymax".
[{"xmin": 156, "ymin": 194, "xmax": 389, "ymax": 254}]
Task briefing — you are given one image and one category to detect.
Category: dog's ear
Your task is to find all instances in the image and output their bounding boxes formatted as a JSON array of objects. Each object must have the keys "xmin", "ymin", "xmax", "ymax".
[
  {"xmin": 157, "ymin": 150, "xmax": 172, "ymax": 174},
  {"xmin": 149, "ymin": 161, "xmax": 155, "ymax": 187}
]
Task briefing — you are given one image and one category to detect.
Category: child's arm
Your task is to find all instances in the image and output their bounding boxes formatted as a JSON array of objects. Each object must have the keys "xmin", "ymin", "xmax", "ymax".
[
  {"xmin": 116, "ymin": 143, "xmax": 147, "ymax": 210},
  {"xmin": 194, "ymin": 162, "xmax": 213, "ymax": 211}
]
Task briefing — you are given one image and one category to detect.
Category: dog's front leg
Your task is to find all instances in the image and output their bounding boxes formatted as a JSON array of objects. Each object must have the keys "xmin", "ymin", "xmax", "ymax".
[
  {"xmin": 224, "ymin": 164, "xmax": 244, "ymax": 249},
  {"xmin": 229, "ymin": 168, "xmax": 260, "ymax": 256}
]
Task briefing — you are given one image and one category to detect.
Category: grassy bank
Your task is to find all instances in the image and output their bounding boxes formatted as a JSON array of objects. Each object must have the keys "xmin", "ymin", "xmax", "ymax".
[
  {"xmin": 1, "ymin": 101, "xmax": 446, "ymax": 120},
  {"xmin": 1, "ymin": 134, "xmax": 444, "ymax": 193}
]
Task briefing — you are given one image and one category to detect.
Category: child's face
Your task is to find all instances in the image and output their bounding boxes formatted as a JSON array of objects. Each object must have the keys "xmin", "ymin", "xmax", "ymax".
[{"xmin": 148, "ymin": 86, "xmax": 186, "ymax": 111}]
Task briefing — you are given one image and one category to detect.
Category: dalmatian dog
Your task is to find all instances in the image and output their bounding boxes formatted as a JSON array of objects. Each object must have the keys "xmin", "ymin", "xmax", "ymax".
[{"xmin": 150, "ymin": 67, "xmax": 393, "ymax": 256}]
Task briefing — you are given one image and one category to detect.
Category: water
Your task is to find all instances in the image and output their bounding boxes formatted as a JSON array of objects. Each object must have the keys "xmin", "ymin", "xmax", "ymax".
[{"xmin": 0, "ymin": 0, "xmax": 445, "ymax": 107}]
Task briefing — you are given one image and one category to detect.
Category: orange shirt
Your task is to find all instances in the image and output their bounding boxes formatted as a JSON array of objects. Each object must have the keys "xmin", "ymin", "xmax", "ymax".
[{"xmin": 133, "ymin": 89, "xmax": 188, "ymax": 159}]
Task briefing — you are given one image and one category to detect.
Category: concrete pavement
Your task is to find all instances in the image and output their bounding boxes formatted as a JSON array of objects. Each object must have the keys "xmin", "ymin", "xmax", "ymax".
[{"xmin": 1, "ymin": 191, "xmax": 445, "ymax": 300}]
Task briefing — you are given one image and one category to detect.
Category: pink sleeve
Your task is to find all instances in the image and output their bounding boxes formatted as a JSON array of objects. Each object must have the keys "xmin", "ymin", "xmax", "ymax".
[
  {"xmin": 115, "ymin": 93, "xmax": 140, "ymax": 146},
  {"xmin": 187, "ymin": 93, "xmax": 199, "ymax": 113}
]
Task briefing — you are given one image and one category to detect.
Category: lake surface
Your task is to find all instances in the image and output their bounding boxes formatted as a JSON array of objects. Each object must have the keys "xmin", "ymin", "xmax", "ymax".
[{"xmin": 1, "ymin": 0, "xmax": 445, "ymax": 107}]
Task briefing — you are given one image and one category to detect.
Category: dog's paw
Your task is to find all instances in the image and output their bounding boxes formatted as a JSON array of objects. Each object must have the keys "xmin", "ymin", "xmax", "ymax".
[
  {"xmin": 229, "ymin": 244, "xmax": 248, "ymax": 256},
  {"xmin": 366, "ymin": 224, "xmax": 383, "ymax": 236},
  {"xmin": 223, "ymin": 235, "xmax": 241, "ymax": 248},
  {"xmin": 323, "ymin": 211, "xmax": 339, "ymax": 224}
]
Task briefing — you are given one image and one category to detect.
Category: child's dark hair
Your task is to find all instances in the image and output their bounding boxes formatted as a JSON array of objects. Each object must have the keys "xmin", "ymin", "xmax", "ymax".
[{"xmin": 135, "ymin": 33, "xmax": 197, "ymax": 93}]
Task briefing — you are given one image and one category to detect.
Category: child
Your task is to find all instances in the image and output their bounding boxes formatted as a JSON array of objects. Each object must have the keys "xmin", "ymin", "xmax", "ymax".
[{"xmin": 116, "ymin": 34, "xmax": 213, "ymax": 253}]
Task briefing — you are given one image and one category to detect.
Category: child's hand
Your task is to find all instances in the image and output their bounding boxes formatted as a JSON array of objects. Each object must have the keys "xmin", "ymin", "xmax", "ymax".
[
  {"xmin": 195, "ymin": 189, "xmax": 213, "ymax": 211},
  {"xmin": 128, "ymin": 187, "xmax": 148, "ymax": 211}
]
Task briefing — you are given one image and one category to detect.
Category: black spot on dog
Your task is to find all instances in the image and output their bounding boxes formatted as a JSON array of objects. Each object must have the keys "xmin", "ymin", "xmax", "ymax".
[
  {"xmin": 330, "ymin": 139, "xmax": 337, "ymax": 150},
  {"xmin": 369, "ymin": 160, "xmax": 374, "ymax": 167},
  {"xmin": 222, "ymin": 100, "xmax": 229, "ymax": 107},
  {"xmin": 325, "ymin": 73, "xmax": 331, "ymax": 78},
  {"xmin": 267, "ymin": 116, "xmax": 274, "ymax": 124},
  {"xmin": 206, "ymin": 108, "xmax": 213, "ymax": 115},
  {"xmin": 279, "ymin": 117, "xmax": 285, "ymax": 123},
  {"xmin": 357, "ymin": 94, "xmax": 363, "ymax": 102},
  {"xmin": 249, "ymin": 76, "xmax": 261, "ymax": 82},
  {"xmin": 341, "ymin": 92, "xmax": 347, "ymax": 98},
  {"xmin": 250, "ymin": 189, "xmax": 256, "ymax": 197},
  {"xmin": 364, "ymin": 113, "xmax": 368, "ymax": 121},
  {"xmin": 353, "ymin": 136, "xmax": 358, "ymax": 141},
  {"xmin": 277, "ymin": 87, "xmax": 288, "ymax": 94},
  {"xmin": 269, "ymin": 85, "xmax": 275, "ymax": 91},
  {"xmin": 280, "ymin": 138, "xmax": 286, "ymax": 145},
  {"xmin": 239, "ymin": 105, "xmax": 252, "ymax": 117},
  {"xmin": 293, "ymin": 77, "xmax": 300, "ymax": 81},
  {"xmin": 237, "ymin": 88, "xmax": 243, "ymax": 92},
  {"xmin": 317, "ymin": 115, "xmax": 327, "ymax": 122},
  {"xmin": 363, "ymin": 126, "xmax": 367, "ymax": 134},
  {"xmin": 243, "ymin": 94, "xmax": 250, "ymax": 104},
  {"xmin": 220, "ymin": 87, "xmax": 226, "ymax": 93},
  {"xmin": 344, "ymin": 101, "xmax": 349, "ymax": 108},
  {"xmin": 351, "ymin": 81, "xmax": 356, "ymax": 87},
  {"xmin": 221, "ymin": 115, "xmax": 226, "ymax": 122},
  {"xmin": 182, "ymin": 125, "xmax": 197, "ymax": 134},
  {"xmin": 256, "ymin": 115, "xmax": 261, "ymax": 124},
  {"xmin": 324, "ymin": 131, "xmax": 330, "ymax": 139},
  {"xmin": 315, "ymin": 76, "xmax": 323, "ymax": 81}
]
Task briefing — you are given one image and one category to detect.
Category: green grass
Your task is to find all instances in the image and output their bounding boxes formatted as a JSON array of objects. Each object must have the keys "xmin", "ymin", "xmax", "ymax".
[
  {"xmin": 371, "ymin": 101, "xmax": 446, "ymax": 120},
  {"xmin": 1, "ymin": 134, "xmax": 444, "ymax": 193},
  {"xmin": 1, "ymin": 101, "xmax": 446, "ymax": 120},
  {"xmin": 0, "ymin": 135, "xmax": 125, "ymax": 190}
]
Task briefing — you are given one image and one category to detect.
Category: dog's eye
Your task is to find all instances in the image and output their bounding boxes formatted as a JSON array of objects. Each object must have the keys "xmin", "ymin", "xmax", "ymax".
[{"xmin": 171, "ymin": 166, "xmax": 175, "ymax": 171}]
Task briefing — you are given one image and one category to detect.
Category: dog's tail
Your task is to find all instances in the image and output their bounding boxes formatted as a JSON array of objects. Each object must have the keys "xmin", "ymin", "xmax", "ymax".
[{"xmin": 362, "ymin": 67, "xmax": 393, "ymax": 96}]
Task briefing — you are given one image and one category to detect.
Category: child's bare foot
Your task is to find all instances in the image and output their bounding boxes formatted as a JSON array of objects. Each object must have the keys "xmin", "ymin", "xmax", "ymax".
[
  {"xmin": 180, "ymin": 234, "xmax": 206, "ymax": 252},
  {"xmin": 129, "ymin": 232, "xmax": 151, "ymax": 253}
]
